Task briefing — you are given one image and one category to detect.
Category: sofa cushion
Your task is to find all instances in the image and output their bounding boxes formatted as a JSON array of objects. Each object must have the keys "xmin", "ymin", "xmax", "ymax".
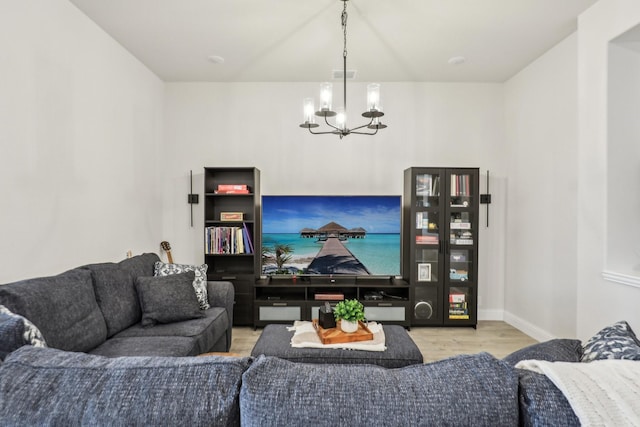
[
  {"xmin": 113, "ymin": 307, "xmax": 229, "ymax": 355},
  {"xmin": 516, "ymin": 368, "xmax": 580, "ymax": 426},
  {"xmin": 0, "ymin": 346, "xmax": 251, "ymax": 426},
  {"xmin": 503, "ymin": 339, "xmax": 583, "ymax": 366},
  {"xmin": 84, "ymin": 263, "xmax": 141, "ymax": 337},
  {"xmin": 154, "ymin": 261, "xmax": 210, "ymax": 310},
  {"xmin": 240, "ymin": 353, "xmax": 519, "ymax": 427},
  {"xmin": 0, "ymin": 305, "xmax": 47, "ymax": 360},
  {"xmin": 0, "ymin": 268, "xmax": 107, "ymax": 352},
  {"xmin": 136, "ymin": 271, "xmax": 205, "ymax": 327},
  {"xmin": 118, "ymin": 253, "xmax": 160, "ymax": 280},
  {"xmin": 581, "ymin": 320, "xmax": 640, "ymax": 362},
  {"xmin": 89, "ymin": 336, "xmax": 200, "ymax": 357}
]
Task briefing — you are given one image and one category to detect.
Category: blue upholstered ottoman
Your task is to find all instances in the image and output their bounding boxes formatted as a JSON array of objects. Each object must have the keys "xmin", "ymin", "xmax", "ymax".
[{"xmin": 250, "ymin": 324, "xmax": 423, "ymax": 368}]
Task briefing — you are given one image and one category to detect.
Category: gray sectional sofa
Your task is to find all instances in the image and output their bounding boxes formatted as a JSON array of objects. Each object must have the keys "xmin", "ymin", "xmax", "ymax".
[
  {"xmin": 0, "ymin": 253, "xmax": 234, "ymax": 357},
  {"xmin": 2, "ymin": 255, "xmax": 639, "ymax": 425}
]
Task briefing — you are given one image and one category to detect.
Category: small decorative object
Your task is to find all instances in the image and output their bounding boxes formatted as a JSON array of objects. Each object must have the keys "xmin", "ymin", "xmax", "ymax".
[
  {"xmin": 417, "ymin": 263, "xmax": 431, "ymax": 282},
  {"xmin": 220, "ymin": 212, "xmax": 244, "ymax": 221},
  {"xmin": 319, "ymin": 302, "xmax": 336, "ymax": 329},
  {"xmin": 333, "ymin": 298, "xmax": 365, "ymax": 333}
]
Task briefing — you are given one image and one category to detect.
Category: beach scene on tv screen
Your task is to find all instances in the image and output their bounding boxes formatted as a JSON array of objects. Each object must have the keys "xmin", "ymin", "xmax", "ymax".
[{"xmin": 261, "ymin": 195, "xmax": 401, "ymax": 276}]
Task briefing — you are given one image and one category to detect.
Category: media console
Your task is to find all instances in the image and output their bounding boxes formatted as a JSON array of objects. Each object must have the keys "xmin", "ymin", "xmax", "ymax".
[{"xmin": 253, "ymin": 276, "xmax": 410, "ymax": 329}]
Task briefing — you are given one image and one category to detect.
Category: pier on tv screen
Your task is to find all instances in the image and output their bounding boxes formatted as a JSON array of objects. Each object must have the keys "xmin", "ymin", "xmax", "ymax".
[{"xmin": 261, "ymin": 195, "xmax": 401, "ymax": 276}]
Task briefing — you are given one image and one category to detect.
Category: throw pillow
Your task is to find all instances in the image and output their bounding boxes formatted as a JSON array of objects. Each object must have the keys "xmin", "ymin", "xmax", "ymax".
[
  {"xmin": 135, "ymin": 272, "xmax": 205, "ymax": 327},
  {"xmin": 503, "ymin": 339, "xmax": 583, "ymax": 366},
  {"xmin": 154, "ymin": 261, "xmax": 210, "ymax": 310},
  {"xmin": 0, "ymin": 305, "xmax": 47, "ymax": 360},
  {"xmin": 581, "ymin": 320, "xmax": 640, "ymax": 362}
]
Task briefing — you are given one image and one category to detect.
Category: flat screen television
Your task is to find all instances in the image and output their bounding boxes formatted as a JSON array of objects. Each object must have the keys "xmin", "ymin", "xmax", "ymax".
[{"xmin": 261, "ymin": 195, "xmax": 402, "ymax": 277}]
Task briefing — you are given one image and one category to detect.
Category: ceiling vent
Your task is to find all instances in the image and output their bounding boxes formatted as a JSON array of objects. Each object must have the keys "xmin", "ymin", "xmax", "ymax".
[{"xmin": 332, "ymin": 69, "xmax": 357, "ymax": 80}]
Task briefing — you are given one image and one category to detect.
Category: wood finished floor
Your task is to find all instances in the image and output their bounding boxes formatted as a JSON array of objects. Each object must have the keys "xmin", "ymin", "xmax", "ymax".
[{"xmin": 230, "ymin": 321, "xmax": 537, "ymax": 363}]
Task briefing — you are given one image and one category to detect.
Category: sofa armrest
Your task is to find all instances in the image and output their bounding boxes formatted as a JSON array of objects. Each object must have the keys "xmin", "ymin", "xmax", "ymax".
[{"xmin": 207, "ymin": 281, "xmax": 234, "ymax": 351}]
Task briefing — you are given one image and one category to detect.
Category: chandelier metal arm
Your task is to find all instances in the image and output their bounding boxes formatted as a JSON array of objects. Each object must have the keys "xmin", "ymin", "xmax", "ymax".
[
  {"xmin": 350, "ymin": 128, "xmax": 380, "ymax": 136},
  {"xmin": 306, "ymin": 127, "xmax": 341, "ymax": 135},
  {"xmin": 323, "ymin": 113, "xmax": 343, "ymax": 132},
  {"xmin": 348, "ymin": 117, "xmax": 375, "ymax": 132}
]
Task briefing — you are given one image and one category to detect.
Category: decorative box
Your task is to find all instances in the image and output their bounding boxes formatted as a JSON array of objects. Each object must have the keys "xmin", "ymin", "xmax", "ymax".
[
  {"xmin": 318, "ymin": 304, "xmax": 336, "ymax": 329},
  {"xmin": 220, "ymin": 212, "xmax": 244, "ymax": 221}
]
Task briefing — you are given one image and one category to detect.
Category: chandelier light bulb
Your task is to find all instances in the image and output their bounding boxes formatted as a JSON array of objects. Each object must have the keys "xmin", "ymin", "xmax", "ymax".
[
  {"xmin": 336, "ymin": 110, "xmax": 347, "ymax": 130},
  {"xmin": 303, "ymin": 98, "xmax": 315, "ymax": 124},
  {"xmin": 319, "ymin": 82, "xmax": 333, "ymax": 112},
  {"xmin": 367, "ymin": 83, "xmax": 381, "ymax": 112}
]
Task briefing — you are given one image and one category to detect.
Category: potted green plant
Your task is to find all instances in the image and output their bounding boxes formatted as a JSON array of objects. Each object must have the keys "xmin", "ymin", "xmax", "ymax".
[{"xmin": 333, "ymin": 299, "xmax": 365, "ymax": 333}]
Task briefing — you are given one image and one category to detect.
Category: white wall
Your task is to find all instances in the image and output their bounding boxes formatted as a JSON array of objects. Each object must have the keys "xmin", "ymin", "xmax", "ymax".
[
  {"xmin": 162, "ymin": 82, "xmax": 509, "ymax": 319},
  {"xmin": 0, "ymin": 0, "xmax": 164, "ymax": 283},
  {"xmin": 503, "ymin": 34, "xmax": 579, "ymax": 340},
  {"xmin": 576, "ymin": 0, "xmax": 640, "ymax": 340}
]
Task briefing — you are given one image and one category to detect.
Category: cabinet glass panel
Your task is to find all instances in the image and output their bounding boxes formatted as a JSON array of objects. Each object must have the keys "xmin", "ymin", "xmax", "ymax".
[
  {"xmin": 449, "ymin": 211, "xmax": 474, "ymax": 246},
  {"xmin": 416, "ymin": 248, "xmax": 439, "ymax": 282},
  {"xmin": 449, "ymin": 249, "xmax": 472, "ymax": 282},
  {"xmin": 364, "ymin": 306, "xmax": 406, "ymax": 322},
  {"xmin": 449, "ymin": 173, "xmax": 475, "ymax": 208},
  {"xmin": 447, "ymin": 287, "xmax": 471, "ymax": 320},
  {"xmin": 415, "ymin": 174, "xmax": 440, "ymax": 208},
  {"xmin": 259, "ymin": 306, "xmax": 301, "ymax": 321},
  {"xmin": 415, "ymin": 211, "xmax": 439, "ymax": 245}
]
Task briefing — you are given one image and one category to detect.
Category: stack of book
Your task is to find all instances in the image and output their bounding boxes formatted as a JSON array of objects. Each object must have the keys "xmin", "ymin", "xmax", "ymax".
[
  {"xmin": 215, "ymin": 184, "xmax": 250, "ymax": 194},
  {"xmin": 314, "ymin": 292, "xmax": 345, "ymax": 301},
  {"xmin": 205, "ymin": 223, "xmax": 253, "ymax": 254},
  {"xmin": 416, "ymin": 233, "xmax": 438, "ymax": 244},
  {"xmin": 448, "ymin": 293, "xmax": 469, "ymax": 319}
]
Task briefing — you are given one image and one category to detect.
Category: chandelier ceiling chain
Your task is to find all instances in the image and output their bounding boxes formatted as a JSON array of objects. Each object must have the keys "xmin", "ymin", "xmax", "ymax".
[{"xmin": 299, "ymin": 0, "xmax": 387, "ymax": 139}]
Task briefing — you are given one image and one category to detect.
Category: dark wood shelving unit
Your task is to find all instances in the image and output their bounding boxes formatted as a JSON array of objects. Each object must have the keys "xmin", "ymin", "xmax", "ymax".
[
  {"xmin": 204, "ymin": 167, "xmax": 260, "ymax": 326},
  {"xmin": 404, "ymin": 167, "xmax": 479, "ymax": 327},
  {"xmin": 253, "ymin": 276, "xmax": 410, "ymax": 328}
]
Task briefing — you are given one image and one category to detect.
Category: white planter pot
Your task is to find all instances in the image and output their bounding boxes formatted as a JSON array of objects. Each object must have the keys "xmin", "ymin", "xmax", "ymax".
[{"xmin": 340, "ymin": 319, "xmax": 358, "ymax": 333}]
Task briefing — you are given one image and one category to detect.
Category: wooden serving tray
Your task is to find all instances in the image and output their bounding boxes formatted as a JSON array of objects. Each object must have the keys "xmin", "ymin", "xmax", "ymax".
[{"xmin": 312, "ymin": 319, "xmax": 373, "ymax": 344}]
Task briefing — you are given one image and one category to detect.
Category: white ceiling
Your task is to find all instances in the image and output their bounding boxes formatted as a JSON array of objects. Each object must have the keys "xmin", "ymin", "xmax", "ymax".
[{"xmin": 68, "ymin": 0, "xmax": 598, "ymax": 83}]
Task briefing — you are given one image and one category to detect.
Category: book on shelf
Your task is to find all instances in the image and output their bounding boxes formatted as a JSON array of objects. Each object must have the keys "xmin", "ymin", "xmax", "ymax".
[
  {"xmin": 454, "ymin": 239, "xmax": 473, "ymax": 245},
  {"xmin": 242, "ymin": 223, "xmax": 254, "ymax": 253},
  {"xmin": 314, "ymin": 293, "xmax": 345, "ymax": 301},
  {"xmin": 217, "ymin": 184, "xmax": 249, "ymax": 191},
  {"xmin": 205, "ymin": 223, "xmax": 253, "ymax": 254},
  {"xmin": 416, "ymin": 234, "xmax": 438, "ymax": 244},
  {"xmin": 449, "ymin": 314, "xmax": 470, "ymax": 320},
  {"xmin": 416, "ymin": 212, "xmax": 425, "ymax": 229},
  {"xmin": 416, "ymin": 174, "xmax": 440, "ymax": 197},
  {"xmin": 450, "ymin": 174, "xmax": 471, "ymax": 197},
  {"xmin": 449, "ymin": 302, "xmax": 468, "ymax": 309},
  {"xmin": 450, "ymin": 222, "xmax": 471, "ymax": 230},
  {"xmin": 451, "ymin": 230, "xmax": 473, "ymax": 245},
  {"xmin": 215, "ymin": 189, "xmax": 250, "ymax": 194},
  {"xmin": 449, "ymin": 293, "xmax": 466, "ymax": 303}
]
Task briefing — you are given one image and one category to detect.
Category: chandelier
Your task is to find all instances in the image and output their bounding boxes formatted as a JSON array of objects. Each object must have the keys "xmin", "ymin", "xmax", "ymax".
[{"xmin": 299, "ymin": 0, "xmax": 386, "ymax": 139}]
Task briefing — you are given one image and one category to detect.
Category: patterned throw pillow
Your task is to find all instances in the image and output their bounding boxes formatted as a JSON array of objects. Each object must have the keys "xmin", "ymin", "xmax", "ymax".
[
  {"xmin": 0, "ymin": 305, "xmax": 47, "ymax": 359},
  {"xmin": 581, "ymin": 320, "xmax": 640, "ymax": 362},
  {"xmin": 154, "ymin": 261, "xmax": 210, "ymax": 310}
]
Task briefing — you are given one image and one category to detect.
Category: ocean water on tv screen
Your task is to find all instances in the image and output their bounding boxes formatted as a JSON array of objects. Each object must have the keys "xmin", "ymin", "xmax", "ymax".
[{"xmin": 261, "ymin": 233, "xmax": 400, "ymax": 276}]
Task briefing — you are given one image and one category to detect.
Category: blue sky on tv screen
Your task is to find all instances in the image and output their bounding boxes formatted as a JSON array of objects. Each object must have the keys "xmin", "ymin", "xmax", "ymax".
[{"xmin": 262, "ymin": 195, "xmax": 401, "ymax": 234}]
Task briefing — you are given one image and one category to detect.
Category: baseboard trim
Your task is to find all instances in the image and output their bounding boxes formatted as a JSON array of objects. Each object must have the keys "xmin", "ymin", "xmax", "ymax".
[
  {"xmin": 503, "ymin": 311, "xmax": 555, "ymax": 342},
  {"xmin": 478, "ymin": 309, "xmax": 504, "ymax": 321}
]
